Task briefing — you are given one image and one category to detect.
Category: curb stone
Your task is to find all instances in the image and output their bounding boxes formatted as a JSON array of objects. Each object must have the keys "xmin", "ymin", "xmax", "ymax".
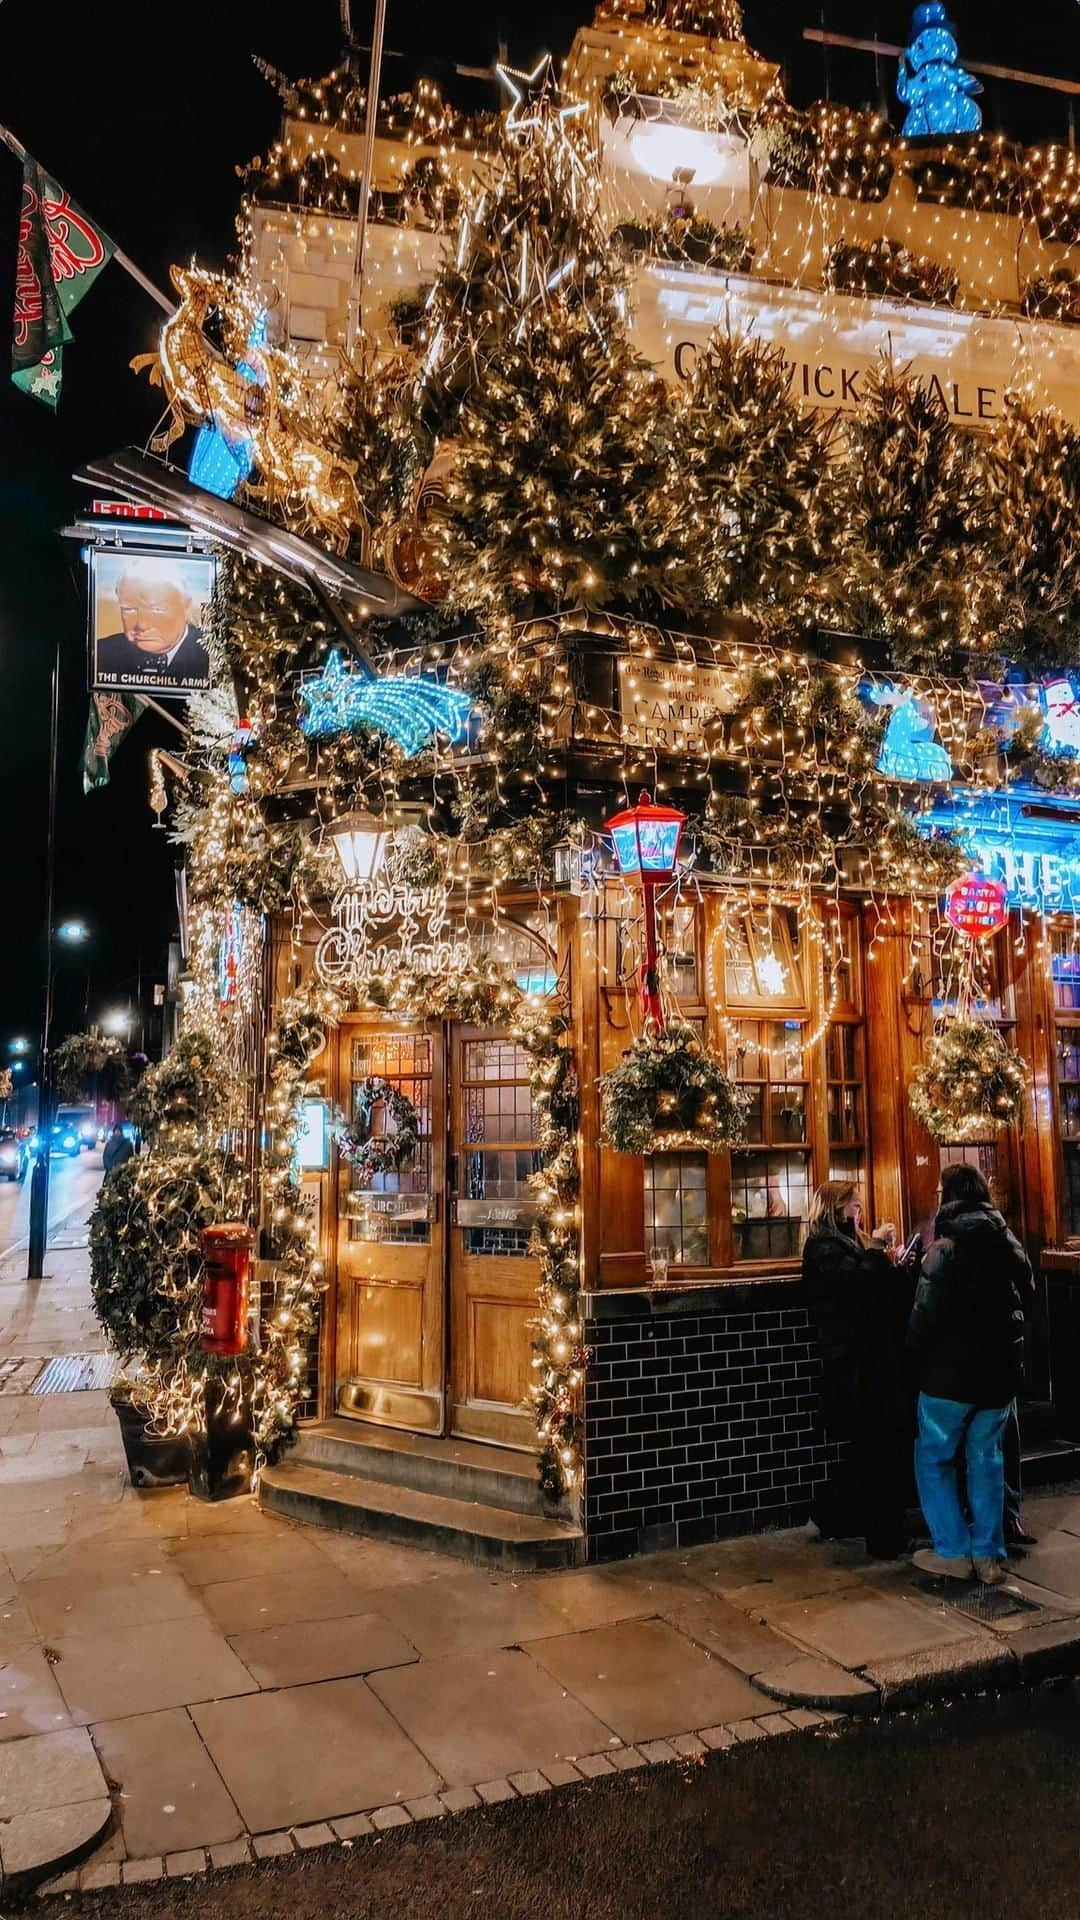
[{"xmin": 862, "ymin": 1637, "xmax": 1017, "ymax": 1710}]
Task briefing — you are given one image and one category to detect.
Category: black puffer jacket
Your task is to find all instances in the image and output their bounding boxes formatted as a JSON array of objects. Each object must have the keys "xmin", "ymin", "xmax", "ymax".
[
  {"xmin": 907, "ymin": 1200, "xmax": 1029, "ymax": 1407},
  {"xmin": 801, "ymin": 1222, "xmax": 912, "ymax": 1434}
]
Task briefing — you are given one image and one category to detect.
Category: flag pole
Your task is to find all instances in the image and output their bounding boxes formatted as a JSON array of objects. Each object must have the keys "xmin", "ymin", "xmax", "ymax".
[{"xmin": 0, "ymin": 121, "xmax": 174, "ymax": 315}]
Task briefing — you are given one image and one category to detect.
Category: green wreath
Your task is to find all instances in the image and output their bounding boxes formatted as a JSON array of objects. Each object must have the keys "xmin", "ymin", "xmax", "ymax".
[
  {"xmin": 337, "ymin": 1077, "xmax": 420, "ymax": 1188},
  {"xmin": 600, "ymin": 1024, "xmax": 749, "ymax": 1155},
  {"xmin": 908, "ymin": 1016, "xmax": 1027, "ymax": 1144}
]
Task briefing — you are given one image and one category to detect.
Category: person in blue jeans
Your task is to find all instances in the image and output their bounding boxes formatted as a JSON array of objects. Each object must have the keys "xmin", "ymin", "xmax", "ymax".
[{"xmin": 907, "ymin": 1162, "xmax": 1030, "ymax": 1586}]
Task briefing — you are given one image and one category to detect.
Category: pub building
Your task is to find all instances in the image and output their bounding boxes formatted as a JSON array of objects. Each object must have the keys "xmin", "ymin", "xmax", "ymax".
[
  {"xmin": 251, "ymin": 627, "xmax": 1080, "ymax": 1566},
  {"xmin": 106, "ymin": 0, "xmax": 1080, "ymax": 1562}
]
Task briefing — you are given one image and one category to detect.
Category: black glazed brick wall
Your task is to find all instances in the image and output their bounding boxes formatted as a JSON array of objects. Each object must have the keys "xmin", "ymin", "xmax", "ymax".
[{"xmin": 583, "ymin": 1295, "xmax": 842, "ymax": 1561}]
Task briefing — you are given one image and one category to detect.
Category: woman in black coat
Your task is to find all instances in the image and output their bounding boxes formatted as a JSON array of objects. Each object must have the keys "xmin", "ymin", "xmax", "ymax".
[{"xmin": 801, "ymin": 1179, "xmax": 913, "ymax": 1559}]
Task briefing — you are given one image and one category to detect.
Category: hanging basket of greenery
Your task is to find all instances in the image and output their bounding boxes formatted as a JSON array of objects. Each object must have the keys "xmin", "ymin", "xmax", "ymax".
[
  {"xmin": 908, "ymin": 1017, "xmax": 1027, "ymax": 1144},
  {"xmin": 336, "ymin": 1077, "xmax": 420, "ymax": 1187},
  {"xmin": 52, "ymin": 1032, "xmax": 133, "ymax": 1105},
  {"xmin": 600, "ymin": 1024, "xmax": 749, "ymax": 1155}
]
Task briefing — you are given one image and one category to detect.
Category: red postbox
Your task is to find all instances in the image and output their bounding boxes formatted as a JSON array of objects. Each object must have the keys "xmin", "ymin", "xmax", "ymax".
[{"xmin": 199, "ymin": 1223, "xmax": 254, "ymax": 1357}]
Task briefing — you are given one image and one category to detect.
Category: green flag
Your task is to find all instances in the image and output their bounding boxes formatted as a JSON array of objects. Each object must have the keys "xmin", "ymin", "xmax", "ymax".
[
  {"xmin": 12, "ymin": 158, "xmax": 114, "ymax": 406},
  {"xmin": 81, "ymin": 691, "xmax": 147, "ymax": 793}
]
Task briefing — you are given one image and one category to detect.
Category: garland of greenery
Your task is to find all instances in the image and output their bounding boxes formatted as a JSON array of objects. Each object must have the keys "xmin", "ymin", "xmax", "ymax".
[
  {"xmin": 336, "ymin": 1077, "xmax": 420, "ymax": 1186},
  {"xmin": 908, "ymin": 1016, "xmax": 1028, "ymax": 1144},
  {"xmin": 600, "ymin": 1023, "xmax": 749, "ymax": 1155}
]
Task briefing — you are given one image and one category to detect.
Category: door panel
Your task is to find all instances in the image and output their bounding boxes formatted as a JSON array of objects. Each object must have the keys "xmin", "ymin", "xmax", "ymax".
[
  {"xmin": 336, "ymin": 1024, "xmax": 445, "ymax": 1433},
  {"xmin": 450, "ymin": 1028, "xmax": 541, "ymax": 1449}
]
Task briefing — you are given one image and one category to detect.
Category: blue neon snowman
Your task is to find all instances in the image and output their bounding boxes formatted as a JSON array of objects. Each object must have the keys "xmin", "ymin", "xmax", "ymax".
[{"xmin": 897, "ymin": 3, "xmax": 982, "ymax": 138}]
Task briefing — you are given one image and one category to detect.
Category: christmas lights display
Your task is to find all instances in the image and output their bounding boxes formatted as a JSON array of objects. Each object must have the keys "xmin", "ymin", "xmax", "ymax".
[{"xmin": 97, "ymin": 0, "xmax": 1080, "ymax": 1505}]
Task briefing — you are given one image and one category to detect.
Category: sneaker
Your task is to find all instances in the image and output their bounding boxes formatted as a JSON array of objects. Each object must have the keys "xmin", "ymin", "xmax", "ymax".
[
  {"xmin": 912, "ymin": 1548, "xmax": 974, "ymax": 1581},
  {"xmin": 972, "ymin": 1557, "xmax": 1011, "ymax": 1586}
]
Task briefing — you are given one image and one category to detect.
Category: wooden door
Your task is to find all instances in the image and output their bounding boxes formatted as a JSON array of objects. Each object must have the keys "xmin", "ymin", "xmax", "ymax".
[
  {"xmin": 449, "ymin": 1026, "xmax": 540, "ymax": 1450},
  {"xmin": 335, "ymin": 1022, "xmax": 445, "ymax": 1433}
]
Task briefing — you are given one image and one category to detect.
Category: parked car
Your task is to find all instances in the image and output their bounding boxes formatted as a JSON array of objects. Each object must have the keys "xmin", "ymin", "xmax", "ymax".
[{"xmin": 0, "ymin": 1128, "xmax": 31, "ymax": 1181}]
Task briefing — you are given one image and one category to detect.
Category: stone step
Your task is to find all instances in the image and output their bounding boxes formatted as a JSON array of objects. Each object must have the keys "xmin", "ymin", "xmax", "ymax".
[
  {"xmin": 259, "ymin": 1459, "xmax": 585, "ymax": 1570},
  {"xmin": 292, "ymin": 1417, "xmax": 566, "ymax": 1520}
]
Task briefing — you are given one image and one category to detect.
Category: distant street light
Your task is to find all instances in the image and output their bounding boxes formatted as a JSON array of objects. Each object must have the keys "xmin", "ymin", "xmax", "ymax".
[
  {"xmin": 9, "ymin": 1037, "xmax": 29, "ymax": 1055},
  {"xmin": 101, "ymin": 1008, "xmax": 131, "ymax": 1036},
  {"xmin": 57, "ymin": 920, "xmax": 89, "ymax": 944}
]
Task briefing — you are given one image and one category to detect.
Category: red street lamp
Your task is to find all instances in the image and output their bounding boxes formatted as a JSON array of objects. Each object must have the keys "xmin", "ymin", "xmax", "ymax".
[{"xmin": 605, "ymin": 791, "xmax": 686, "ymax": 1029}]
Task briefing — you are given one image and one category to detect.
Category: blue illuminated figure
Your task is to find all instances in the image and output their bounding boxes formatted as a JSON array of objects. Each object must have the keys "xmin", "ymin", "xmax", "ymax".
[
  {"xmin": 298, "ymin": 650, "xmax": 473, "ymax": 759},
  {"xmin": 897, "ymin": 3, "xmax": 982, "ymax": 138},
  {"xmin": 866, "ymin": 684, "xmax": 953, "ymax": 783},
  {"xmin": 187, "ymin": 311, "xmax": 267, "ymax": 501}
]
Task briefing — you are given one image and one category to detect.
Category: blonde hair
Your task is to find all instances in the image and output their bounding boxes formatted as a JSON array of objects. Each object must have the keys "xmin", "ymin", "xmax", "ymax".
[{"xmin": 804, "ymin": 1180, "xmax": 865, "ymax": 1245}]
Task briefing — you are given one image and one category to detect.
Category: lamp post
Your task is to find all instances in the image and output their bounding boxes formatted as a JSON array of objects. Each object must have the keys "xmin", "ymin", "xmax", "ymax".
[{"xmin": 605, "ymin": 792, "xmax": 686, "ymax": 1030}]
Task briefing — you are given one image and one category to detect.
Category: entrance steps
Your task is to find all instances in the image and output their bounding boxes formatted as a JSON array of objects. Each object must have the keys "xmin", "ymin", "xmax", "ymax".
[{"xmin": 259, "ymin": 1418, "xmax": 584, "ymax": 1570}]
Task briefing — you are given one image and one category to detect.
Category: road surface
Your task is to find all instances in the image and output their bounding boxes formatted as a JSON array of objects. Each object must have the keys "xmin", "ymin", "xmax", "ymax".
[{"xmin": 0, "ymin": 1146, "xmax": 103, "ymax": 1261}]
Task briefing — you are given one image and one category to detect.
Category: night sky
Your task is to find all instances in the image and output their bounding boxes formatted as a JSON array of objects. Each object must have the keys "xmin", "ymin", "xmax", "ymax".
[{"xmin": 0, "ymin": 0, "xmax": 1067, "ymax": 1055}]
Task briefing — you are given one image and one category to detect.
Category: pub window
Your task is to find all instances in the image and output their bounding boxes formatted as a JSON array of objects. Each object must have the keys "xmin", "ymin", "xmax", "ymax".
[
  {"xmin": 730, "ymin": 1016, "xmax": 811, "ymax": 1260},
  {"xmin": 460, "ymin": 1038, "xmax": 540, "ymax": 1257},
  {"xmin": 348, "ymin": 1034, "xmax": 432, "ymax": 1246},
  {"xmin": 1051, "ymin": 928, "xmax": 1080, "ymax": 1240},
  {"xmin": 643, "ymin": 1154, "xmax": 709, "ymax": 1266},
  {"xmin": 659, "ymin": 896, "xmax": 700, "ymax": 1002},
  {"xmin": 825, "ymin": 1020, "xmax": 866, "ymax": 1186},
  {"xmin": 722, "ymin": 904, "xmax": 804, "ymax": 1010}
]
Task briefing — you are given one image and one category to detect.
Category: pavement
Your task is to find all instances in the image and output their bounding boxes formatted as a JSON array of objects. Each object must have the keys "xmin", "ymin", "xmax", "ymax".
[{"xmin": 5, "ymin": 1196, "xmax": 1080, "ymax": 1900}]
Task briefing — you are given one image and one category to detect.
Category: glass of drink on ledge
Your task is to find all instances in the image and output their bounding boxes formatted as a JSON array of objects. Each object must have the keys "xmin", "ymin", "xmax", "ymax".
[{"xmin": 647, "ymin": 1244, "xmax": 672, "ymax": 1290}]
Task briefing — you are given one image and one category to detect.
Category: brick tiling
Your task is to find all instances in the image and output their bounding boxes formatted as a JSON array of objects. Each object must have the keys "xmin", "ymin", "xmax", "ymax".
[{"xmin": 583, "ymin": 1292, "xmax": 843, "ymax": 1560}]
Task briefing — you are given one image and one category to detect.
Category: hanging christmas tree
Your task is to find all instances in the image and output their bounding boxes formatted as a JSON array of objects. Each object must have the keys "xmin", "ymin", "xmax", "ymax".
[
  {"xmin": 984, "ymin": 399, "xmax": 1080, "ymax": 672},
  {"xmin": 827, "ymin": 358, "xmax": 993, "ymax": 671},
  {"xmin": 415, "ymin": 62, "xmax": 685, "ymax": 617},
  {"xmin": 663, "ymin": 330, "xmax": 834, "ymax": 624}
]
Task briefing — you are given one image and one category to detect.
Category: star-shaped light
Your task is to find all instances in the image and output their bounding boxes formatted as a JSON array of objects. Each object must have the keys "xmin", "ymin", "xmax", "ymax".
[
  {"xmin": 297, "ymin": 650, "xmax": 473, "ymax": 757},
  {"xmin": 496, "ymin": 54, "xmax": 586, "ymax": 137}
]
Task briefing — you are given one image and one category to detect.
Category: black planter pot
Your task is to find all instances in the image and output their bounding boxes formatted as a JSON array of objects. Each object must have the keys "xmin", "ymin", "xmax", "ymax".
[
  {"xmin": 187, "ymin": 1375, "xmax": 256, "ymax": 1503},
  {"xmin": 112, "ymin": 1399, "xmax": 190, "ymax": 1489}
]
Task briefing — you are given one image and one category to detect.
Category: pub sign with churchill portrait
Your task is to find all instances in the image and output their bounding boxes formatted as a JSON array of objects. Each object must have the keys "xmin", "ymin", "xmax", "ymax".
[{"xmin": 90, "ymin": 549, "xmax": 215, "ymax": 696}]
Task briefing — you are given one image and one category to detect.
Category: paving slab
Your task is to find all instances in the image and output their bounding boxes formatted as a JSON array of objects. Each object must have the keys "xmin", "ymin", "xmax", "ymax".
[
  {"xmin": 532, "ymin": 1567, "xmax": 690, "ymax": 1632},
  {"xmin": 369, "ymin": 1647, "xmax": 615, "ymax": 1787},
  {"xmin": 359, "ymin": 1569, "xmax": 568, "ymax": 1657},
  {"xmin": 191, "ymin": 1676, "xmax": 440, "ymax": 1832},
  {"xmin": 0, "ymin": 1644, "xmax": 73, "ymax": 1740},
  {"xmin": 310, "ymin": 1533, "xmax": 448, "ymax": 1589},
  {"xmin": 0, "ymin": 1797, "xmax": 112, "ymax": 1889},
  {"xmin": 992, "ymin": 1617, "xmax": 1080, "ymax": 1684},
  {"xmin": 1004, "ymin": 1533, "xmax": 1080, "ymax": 1599},
  {"xmin": 0, "ymin": 1725, "xmax": 105, "ymax": 1818},
  {"xmin": 169, "ymin": 1531, "xmax": 329, "ymax": 1589},
  {"xmin": 228, "ymin": 1611, "xmax": 418, "ymax": 1688},
  {"xmin": 753, "ymin": 1655, "xmax": 881, "ymax": 1713},
  {"xmin": 50, "ymin": 1617, "xmax": 258, "ymax": 1721},
  {"xmin": 522, "ymin": 1618, "xmax": 766, "ymax": 1745},
  {"xmin": 659, "ymin": 1593, "xmax": 797, "ymax": 1677},
  {"xmin": 21, "ymin": 1568, "xmax": 203, "ymax": 1639},
  {"xmin": 759, "ymin": 1586, "xmax": 987, "ymax": 1671},
  {"xmin": 91, "ymin": 1708, "xmax": 244, "ymax": 1856},
  {"xmin": 199, "ymin": 1568, "xmax": 371, "ymax": 1635}
]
